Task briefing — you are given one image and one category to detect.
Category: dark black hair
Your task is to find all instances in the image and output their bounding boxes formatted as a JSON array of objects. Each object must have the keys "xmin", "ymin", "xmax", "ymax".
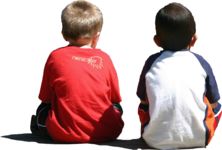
[{"xmin": 155, "ymin": 2, "xmax": 196, "ymax": 51}]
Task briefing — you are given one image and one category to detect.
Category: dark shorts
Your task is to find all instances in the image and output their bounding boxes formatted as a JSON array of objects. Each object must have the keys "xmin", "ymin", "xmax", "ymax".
[
  {"xmin": 30, "ymin": 102, "xmax": 123, "ymax": 138},
  {"xmin": 30, "ymin": 103, "xmax": 50, "ymax": 138}
]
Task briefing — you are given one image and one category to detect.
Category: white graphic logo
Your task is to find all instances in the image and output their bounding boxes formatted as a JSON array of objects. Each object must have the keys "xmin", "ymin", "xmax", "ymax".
[{"xmin": 72, "ymin": 56, "xmax": 103, "ymax": 69}]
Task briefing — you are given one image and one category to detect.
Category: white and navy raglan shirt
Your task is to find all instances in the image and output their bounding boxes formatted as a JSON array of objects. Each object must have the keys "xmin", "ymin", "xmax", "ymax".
[{"xmin": 137, "ymin": 50, "xmax": 221, "ymax": 149}]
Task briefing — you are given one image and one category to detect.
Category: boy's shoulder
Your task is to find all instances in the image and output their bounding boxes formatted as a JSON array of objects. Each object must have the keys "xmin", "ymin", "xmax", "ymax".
[
  {"xmin": 50, "ymin": 46, "xmax": 78, "ymax": 55},
  {"xmin": 146, "ymin": 51, "xmax": 163, "ymax": 61},
  {"xmin": 50, "ymin": 46, "xmax": 108, "ymax": 56},
  {"xmin": 146, "ymin": 51, "xmax": 210, "ymax": 64},
  {"xmin": 143, "ymin": 50, "xmax": 212, "ymax": 72},
  {"xmin": 48, "ymin": 46, "xmax": 112, "ymax": 64},
  {"xmin": 144, "ymin": 51, "xmax": 163, "ymax": 66},
  {"xmin": 190, "ymin": 51, "xmax": 212, "ymax": 70},
  {"xmin": 48, "ymin": 46, "xmax": 71, "ymax": 57},
  {"xmin": 190, "ymin": 51, "xmax": 208, "ymax": 62}
]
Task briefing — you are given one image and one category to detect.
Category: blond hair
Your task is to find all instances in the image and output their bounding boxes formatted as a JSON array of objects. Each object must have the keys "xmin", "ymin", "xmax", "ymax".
[{"xmin": 61, "ymin": 0, "xmax": 103, "ymax": 41}]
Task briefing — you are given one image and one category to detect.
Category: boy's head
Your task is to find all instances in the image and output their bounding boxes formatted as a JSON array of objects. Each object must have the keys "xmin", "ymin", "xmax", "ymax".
[
  {"xmin": 61, "ymin": 0, "xmax": 103, "ymax": 47},
  {"xmin": 154, "ymin": 3, "xmax": 196, "ymax": 51}
]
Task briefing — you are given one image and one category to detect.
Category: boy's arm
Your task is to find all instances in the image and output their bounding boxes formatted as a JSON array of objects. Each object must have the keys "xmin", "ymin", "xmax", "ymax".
[
  {"xmin": 38, "ymin": 54, "xmax": 54, "ymax": 103},
  {"xmin": 211, "ymin": 102, "xmax": 219, "ymax": 109},
  {"xmin": 138, "ymin": 98, "xmax": 149, "ymax": 134},
  {"xmin": 107, "ymin": 56, "xmax": 122, "ymax": 104},
  {"xmin": 211, "ymin": 101, "xmax": 222, "ymax": 115},
  {"xmin": 140, "ymin": 99, "xmax": 149, "ymax": 105},
  {"xmin": 211, "ymin": 101, "xmax": 222, "ymax": 129}
]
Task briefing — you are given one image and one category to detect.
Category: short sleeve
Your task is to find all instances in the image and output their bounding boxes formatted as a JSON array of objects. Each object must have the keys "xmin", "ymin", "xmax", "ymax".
[
  {"xmin": 137, "ymin": 63, "xmax": 148, "ymax": 100},
  {"xmin": 38, "ymin": 54, "xmax": 54, "ymax": 103},
  {"xmin": 107, "ymin": 56, "xmax": 122, "ymax": 103},
  {"xmin": 137, "ymin": 52, "xmax": 162, "ymax": 100}
]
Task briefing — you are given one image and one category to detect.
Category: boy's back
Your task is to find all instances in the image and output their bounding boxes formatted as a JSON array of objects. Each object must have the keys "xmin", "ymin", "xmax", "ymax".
[
  {"xmin": 138, "ymin": 50, "xmax": 218, "ymax": 148},
  {"xmin": 39, "ymin": 46, "xmax": 124, "ymax": 142}
]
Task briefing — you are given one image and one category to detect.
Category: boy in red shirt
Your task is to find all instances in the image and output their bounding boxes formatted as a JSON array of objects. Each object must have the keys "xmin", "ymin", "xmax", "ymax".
[{"xmin": 30, "ymin": 0, "xmax": 124, "ymax": 143}]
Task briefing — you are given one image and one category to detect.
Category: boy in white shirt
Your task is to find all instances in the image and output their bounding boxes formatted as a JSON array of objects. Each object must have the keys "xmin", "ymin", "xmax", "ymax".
[{"xmin": 137, "ymin": 2, "xmax": 221, "ymax": 149}]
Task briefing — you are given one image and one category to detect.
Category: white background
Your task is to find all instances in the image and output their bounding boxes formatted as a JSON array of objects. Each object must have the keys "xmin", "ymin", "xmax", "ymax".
[{"xmin": 0, "ymin": 0, "xmax": 222, "ymax": 146}]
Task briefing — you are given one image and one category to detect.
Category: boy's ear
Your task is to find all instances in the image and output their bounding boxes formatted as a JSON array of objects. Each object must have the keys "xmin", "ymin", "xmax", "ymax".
[
  {"xmin": 62, "ymin": 31, "xmax": 68, "ymax": 41},
  {"xmin": 91, "ymin": 32, "xmax": 100, "ymax": 48},
  {"xmin": 154, "ymin": 35, "xmax": 161, "ymax": 47},
  {"xmin": 189, "ymin": 34, "xmax": 197, "ymax": 47}
]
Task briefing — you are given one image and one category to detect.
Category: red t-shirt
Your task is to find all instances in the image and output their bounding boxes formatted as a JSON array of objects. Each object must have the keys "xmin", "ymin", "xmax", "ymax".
[{"xmin": 39, "ymin": 46, "xmax": 124, "ymax": 142}]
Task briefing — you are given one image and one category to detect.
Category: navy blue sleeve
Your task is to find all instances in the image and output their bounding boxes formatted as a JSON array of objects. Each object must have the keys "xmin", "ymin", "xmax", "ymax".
[
  {"xmin": 192, "ymin": 52, "xmax": 220, "ymax": 103},
  {"xmin": 136, "ymin": 52, "xmax": 162, "ymax": 100}
]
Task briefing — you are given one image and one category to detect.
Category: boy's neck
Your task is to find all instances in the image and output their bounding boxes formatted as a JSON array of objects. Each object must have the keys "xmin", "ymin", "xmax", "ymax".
[
  {"xmin": 68, "ymin": 38, "xmax": 95, "ymax": 49},
  {"xmin": 68, "ymin": 43, "xmax": 93, "ymax": 49},
  {"xmin": 80, "ymin": 45, "xmax": 93, "ymax": 49},
  {"xmin": 64, "ymin": 32, "xmax": 100, "ymax": 49}
]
